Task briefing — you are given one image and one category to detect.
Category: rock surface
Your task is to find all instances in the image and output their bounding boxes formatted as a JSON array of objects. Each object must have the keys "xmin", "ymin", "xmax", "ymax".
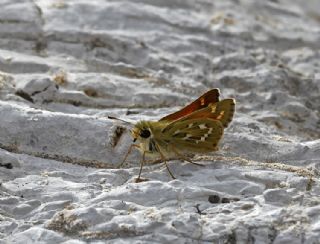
[{"xmin": 0, "ymin": 0, "xmax": 320, "ymax": 243}]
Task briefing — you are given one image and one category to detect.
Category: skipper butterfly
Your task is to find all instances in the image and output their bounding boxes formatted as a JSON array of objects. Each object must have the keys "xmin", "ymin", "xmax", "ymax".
[{"xmin": 109, "ymin": 88, "xmax": 235, "ymax": 182}]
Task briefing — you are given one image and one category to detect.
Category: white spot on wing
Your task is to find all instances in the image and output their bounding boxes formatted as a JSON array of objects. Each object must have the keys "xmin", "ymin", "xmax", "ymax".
[
  {"xmin": 188, "ymin": 123, "xmax": 193, "ymax": 128},
  {"xmin": 199, "ymin": 124, "xmax": 207, "ymax": 129},
  {"xmin": 200, "ymin": 133, "xmax": 210, "ymax": 141},
  {"xmin": 183, "ymin": 134, "xmax": 192, "ymax": 139}
]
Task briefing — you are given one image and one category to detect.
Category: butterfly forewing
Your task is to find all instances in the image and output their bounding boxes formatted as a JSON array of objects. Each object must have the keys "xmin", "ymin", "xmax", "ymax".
[
  {"xmin": 161, "ymin": 118, "xmax": 224, "ymax": 153},
  {"xmin": 159, "ymin": 89, "xmax": 220, "ymax": 122},
  {"xmin": 178, "ymin": 99, "xmax": 236, "ymax": 128}
]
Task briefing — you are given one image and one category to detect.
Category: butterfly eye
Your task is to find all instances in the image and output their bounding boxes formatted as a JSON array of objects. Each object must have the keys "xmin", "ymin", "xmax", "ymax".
[{"xmin": 140, "ymin": 129, "xmax": 151, "ymax": 138}]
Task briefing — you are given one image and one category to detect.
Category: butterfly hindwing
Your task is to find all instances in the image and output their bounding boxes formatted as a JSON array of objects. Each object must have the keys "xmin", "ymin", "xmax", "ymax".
[
  {"xmin": 210, "ymin": 98, "xmax": 235, "ymax": 128},
  {"xmin": 161, "ymin": 118, "xmax": 224, "ymax": 153},
  {"xmin": 159, "ymin": 89, "xmax": 220, "ymax": 122}
]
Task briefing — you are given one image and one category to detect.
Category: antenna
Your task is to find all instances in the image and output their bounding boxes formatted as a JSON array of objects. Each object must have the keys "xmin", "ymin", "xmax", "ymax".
[{"xmin": 108, "ymin": 116, "xmax": 134, "ymax": 126}]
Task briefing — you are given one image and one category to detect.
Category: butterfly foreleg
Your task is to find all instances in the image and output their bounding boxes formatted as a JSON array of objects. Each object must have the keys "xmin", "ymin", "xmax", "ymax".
[
  {"xmin": 170, "ymin": 145, "xmax": 205, "ymax": 167},
  {"xmin": 154, "ymin": 143, "xmax": 176, "ymax": 179},
  {"xmin": 118, "ymin": 144, "xmax": 140, "ymax": 168}
]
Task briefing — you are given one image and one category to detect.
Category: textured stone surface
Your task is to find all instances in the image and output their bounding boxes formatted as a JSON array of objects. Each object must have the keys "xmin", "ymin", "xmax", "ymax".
[{"xmin": 0, "ymin": 0, "xmax": 320, "ymax": 243}]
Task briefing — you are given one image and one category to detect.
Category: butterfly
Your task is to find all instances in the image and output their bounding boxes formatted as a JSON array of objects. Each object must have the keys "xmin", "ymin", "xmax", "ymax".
[{"xmin": 109, "ymin": 88, "xmax": 235, "ymax": 182}]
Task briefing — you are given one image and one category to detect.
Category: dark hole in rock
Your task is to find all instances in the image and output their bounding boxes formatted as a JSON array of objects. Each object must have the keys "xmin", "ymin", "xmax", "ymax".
[
  {"xmin": 208, "ymin": 194, "xmax": 220, "ymax": 203},
  {"xmin": 221, "ymin": 198, "xmax": 230, "ymax": 203},
  {"xmin": 15, "ymin": 90, "xmax": 34, "ymax": 103},
  {"xmin": 72, "ymin": 101, "xmax": 82, "ymax": 107},
  {"xmin": 126, "ymin": 110, "xmax": 139, "ymax": 115},
  {"xmin": 84, "ymin": 88, "xmax": 99, "ymax": 97},
  {"xmin": 0, "ymin": 163, "xmax": 13, "ymax": 169}
]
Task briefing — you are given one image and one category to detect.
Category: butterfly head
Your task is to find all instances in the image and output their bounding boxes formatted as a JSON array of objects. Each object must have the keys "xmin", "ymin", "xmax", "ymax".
[{"xmin": 131, "ymin": 121, "xmax": 152, "ymax": 143}]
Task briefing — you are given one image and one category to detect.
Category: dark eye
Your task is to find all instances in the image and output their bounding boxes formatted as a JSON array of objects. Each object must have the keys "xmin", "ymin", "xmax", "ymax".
[{"xmin": 140, "ymin": 129, "xmax": 151, "ymax": 138}]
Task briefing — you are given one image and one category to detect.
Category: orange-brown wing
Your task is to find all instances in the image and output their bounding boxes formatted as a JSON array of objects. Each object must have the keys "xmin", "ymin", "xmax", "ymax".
[
  {"xmin": 178, "ymin": 98, "xmax": 236, "ymax": 128},
  {"xmin": 159, "ymin": 89, "xmax": 220, "ymax": 122}
]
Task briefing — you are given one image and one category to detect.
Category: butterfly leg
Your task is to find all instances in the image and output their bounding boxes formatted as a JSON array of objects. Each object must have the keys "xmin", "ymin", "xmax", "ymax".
[
  {"xmin": 154, "ymin": 144, "xmax": 176, "ymax": 179},
  {"xmin": 164, "ymin": 160, "xmax": 176, "ymax": 179},
  {"xmin": 135, "ymin": 151, "xmax": 147, "ymax": 183},
  {"xmin": 118, "ymin": 144, "xmax": 140, "ymax": 168},
  {"xmin": 170, "ymin": 145, "xmax": 204, "ymax": 167}
]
